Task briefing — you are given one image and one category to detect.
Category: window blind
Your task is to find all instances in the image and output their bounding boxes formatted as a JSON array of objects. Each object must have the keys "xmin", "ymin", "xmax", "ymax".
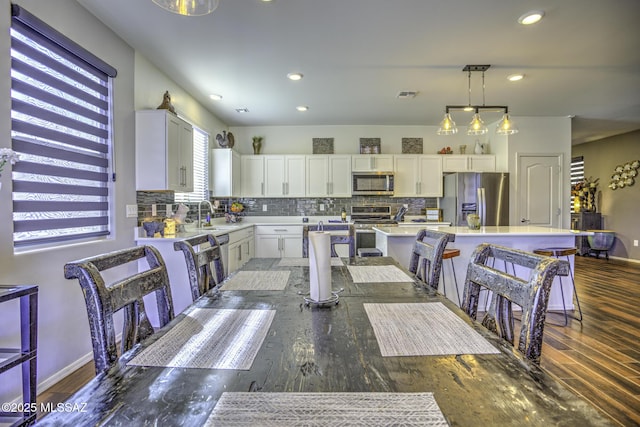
[
  {"xmin": 570, "ymin": 156, "xmax": 584, "ymax": 214},
  {"xmin": 11, "ymin": 5, "xmax": 116, "ymax": 247},
  {"xmin": 174, "ymin": 126, "xmax": 209, "ymax": 203}
]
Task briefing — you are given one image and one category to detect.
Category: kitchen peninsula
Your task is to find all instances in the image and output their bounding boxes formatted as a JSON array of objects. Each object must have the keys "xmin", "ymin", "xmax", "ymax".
[{"xmin": 375, "ymin": 225, "xmax": 589, "ymax": 310}]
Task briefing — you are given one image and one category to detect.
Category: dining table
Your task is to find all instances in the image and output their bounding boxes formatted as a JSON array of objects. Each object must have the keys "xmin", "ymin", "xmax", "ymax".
[{"xmin": 38, "ymin": 256, "xmax": 612, "ymax": 426}]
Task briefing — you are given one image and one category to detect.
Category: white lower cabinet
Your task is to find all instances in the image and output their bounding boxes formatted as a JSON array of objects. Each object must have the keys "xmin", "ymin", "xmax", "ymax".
[
  {"xmin": 255, "ymin": 225, "xmax": 302, "ymax": 258},
  {"xmin": 227, "ymin": 227, "xmax": 254, "ymax": 274}
]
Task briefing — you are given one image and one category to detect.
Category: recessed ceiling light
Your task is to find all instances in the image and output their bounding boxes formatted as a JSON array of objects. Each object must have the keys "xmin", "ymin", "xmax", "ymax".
[
  {"xmin": 507, "ymin": 74, "xmax": 524, "ymax": 82},
  {"xmin": 209, "ymin": 94, "xmax": 223, "ymax": 101},
  {"xmin": 287, "ymin": 72, "xmax": 303, "ymax": 81},
  {"xmin": 235, "ymin": 108, "xmax": 249, "ymax": 113},
  {"xmin": 518, "ymin": 10, "xmax": 544, "ymax": 25},
  {"xmin": 296, "ymin": 106, "xmax": 309, "ymax": 112}
]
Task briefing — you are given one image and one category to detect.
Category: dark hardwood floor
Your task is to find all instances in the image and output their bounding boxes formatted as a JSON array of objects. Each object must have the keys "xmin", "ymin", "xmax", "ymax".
[
  {"xmin": 36, "ymin": 256, "xmax": 640, "ymax": 425},
  {"xmin": 539, "ymin": 256, "xmax": 640, "ymax": 427}
]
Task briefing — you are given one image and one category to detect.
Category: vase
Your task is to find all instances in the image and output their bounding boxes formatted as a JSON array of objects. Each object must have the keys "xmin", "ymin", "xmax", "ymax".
[
  {"xmin": 252, "ymin": 140, "xmax": 262, "ymax": 155},
  {"xmin": 466, "ymin": 213, "xmax": 481, "ymax": 230},
  {"xmin": 474, "ymin": 140, "xmax": 484, "ymax": 155}
]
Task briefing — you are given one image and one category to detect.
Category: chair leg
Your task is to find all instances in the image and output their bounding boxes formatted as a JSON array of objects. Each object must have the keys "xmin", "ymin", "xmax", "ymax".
[
  {"xmin": 566, "ymin": 255, "xmax": 583, "ymax": 322},
  {"xmin": 450, "ymin": 258, "xmax": 460, "ymax": 306}
]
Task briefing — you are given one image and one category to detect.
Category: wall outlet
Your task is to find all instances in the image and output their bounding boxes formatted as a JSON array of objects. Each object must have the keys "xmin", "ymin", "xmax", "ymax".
[
  {"xmin": 262, "ymin": 204, "xmax": 268, "ymax": 212},
  {"xmin": 634, "ymin": 240, "xmax": 639, "ymax": 247},
  {"xmin": 151, "ymin": 204, "xmax": 157, "ymax": 217},
  {"xmin": 319, "ymin": 204, "xmax": 325, "ymax": 211},
  {"xmin": 126, "ymin": 204, "xmax": 138, "ymax": 218},
  {"xmin": 166, "ymin": 204, "xmax": 173, "ymax": 215}
]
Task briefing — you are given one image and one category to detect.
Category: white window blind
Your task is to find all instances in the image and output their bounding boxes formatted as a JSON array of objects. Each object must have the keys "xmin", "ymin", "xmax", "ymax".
[
  {"xmin": 10, "ymin": 5, "xmax": 117, "ymax": 248},
  {"xmin": 570, "ymin": 156, "xmax": 584, "ymax": 213},
  {"xmin": 174, "ymin": 126, "xmax": 209, "ymax": 203}
]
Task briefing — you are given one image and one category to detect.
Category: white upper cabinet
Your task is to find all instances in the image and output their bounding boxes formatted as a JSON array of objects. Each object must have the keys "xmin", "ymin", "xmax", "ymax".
[
  {"xmin": 264, "ymin": 155, "xmax": 306, "ymax": 197},
  {"xmin": 351, "ymin": 154, "xmax": 394, "ymax": 172},
  {"xmin": 393, "ymin": 155, "xmax": 443, "ymax": 197},
  {"xmin": 306, "ymin": 155, "xmax": 352, "ymax": 197},
  {"xmin": 135, "ymin": 110, "xmax": 193, "ymax": 192},
  {"xmin": 241, "ymin": 155, "xmax": 265, "ymax": 197},
  {"xmin": 210, "ymin": 149, "xmax": 241, "ymax": 198},
  {"xmin": 442, "ymin": 155, "xmax": 496, "ymax": 172},
  {"xmin": 242, "ymin": 155, "xmax": 305, "ymax": 197}
]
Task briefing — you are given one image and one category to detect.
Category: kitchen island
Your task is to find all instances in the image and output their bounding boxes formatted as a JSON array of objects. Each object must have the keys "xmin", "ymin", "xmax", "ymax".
[{"xmin": 375, "ymin": 225, "xmax": 590, "ymax": 310}]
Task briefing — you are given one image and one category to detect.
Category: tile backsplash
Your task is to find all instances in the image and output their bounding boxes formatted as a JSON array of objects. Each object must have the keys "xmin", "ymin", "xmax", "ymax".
[{"xmin": 136, "ymin": 191, "xmax": 437, "ymax": 224}]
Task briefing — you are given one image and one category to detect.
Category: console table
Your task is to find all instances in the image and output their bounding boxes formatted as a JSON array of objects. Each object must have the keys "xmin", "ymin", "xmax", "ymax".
[{"xmin": 0, "ymin": 285, "xmax": 38, "ymax": 427}]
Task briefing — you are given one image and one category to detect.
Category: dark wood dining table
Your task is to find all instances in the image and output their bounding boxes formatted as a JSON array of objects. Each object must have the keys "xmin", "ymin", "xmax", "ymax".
[{"xmin": 39, "ymin": 256, "xmax": 611, "ymax": 426}]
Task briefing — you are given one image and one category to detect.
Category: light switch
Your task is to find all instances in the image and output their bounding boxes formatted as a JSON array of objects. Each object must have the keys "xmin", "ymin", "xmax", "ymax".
[
  {"xmin": 319, "ymin": 204, "xmax": 325, "ymax": 211},
  {"xmin": 151, "ymin": 204, "xmax": 157, "ymax": 216},
  {"xmin": 262, "ymin": 204, "xmax": 268, "ymax": 212}
]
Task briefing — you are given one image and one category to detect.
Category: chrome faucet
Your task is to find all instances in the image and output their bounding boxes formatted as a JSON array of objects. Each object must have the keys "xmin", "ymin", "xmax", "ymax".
[{"xmin": 198, "ymin": 200, "xmax": 215, "ymax": 227}]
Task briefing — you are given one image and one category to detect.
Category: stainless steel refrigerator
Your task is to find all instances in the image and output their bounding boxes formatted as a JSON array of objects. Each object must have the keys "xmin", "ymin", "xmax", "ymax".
[{"xmin": 441, "ymin": 172, "xmax": 509, "ymax": 226}]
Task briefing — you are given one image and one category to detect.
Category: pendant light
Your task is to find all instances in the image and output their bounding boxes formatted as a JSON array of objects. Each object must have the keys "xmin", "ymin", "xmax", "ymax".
[
  {"xmin": 152, "ymin": 0, "xmax": 219, "ymax": 16},
  {"xmin": 437, "ymin": 113, "xmax": 458, "ymax": 135},
  {"xmin": 437, "ymin": 65, "xmax": 518, "ymax": 136},
  {"xmin": 468, "ymin": 111, "xmax": 488, "ymax": 135},
  {"xmin": 496, "ymin": 113, "xmax": 518, "ymax": 135}
]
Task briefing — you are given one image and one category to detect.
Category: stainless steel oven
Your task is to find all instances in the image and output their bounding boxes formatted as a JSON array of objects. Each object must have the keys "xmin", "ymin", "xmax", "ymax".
[
  {"xmin": 352, "ymin": 172, "xmax": 394, "ymax": 195},
  {"xmin": 351, "ymin": 206, "xmax": 397, "ymax": 252}
]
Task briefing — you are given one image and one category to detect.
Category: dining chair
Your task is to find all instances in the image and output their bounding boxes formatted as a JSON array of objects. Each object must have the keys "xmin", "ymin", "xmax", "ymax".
[
  {"xmin": 174, "ymin": 234, "xmax": 225, "ymax": 301},
  {"xmin": 64, "ymin": 245, "xmax": 175, "ymax": 374},
  {"xmin": 302, "ymin": 224, "xmax": 356, "ymax": 258},
  {"xmin": 461, "ymin": 243, "xmax": 568, "ymax": 364},
  {"xmin": 408, "ymin": 229, "xmax": 455, "ymax": 290}
]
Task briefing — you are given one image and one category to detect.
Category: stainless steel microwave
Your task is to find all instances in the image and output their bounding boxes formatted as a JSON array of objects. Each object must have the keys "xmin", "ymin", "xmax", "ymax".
[{"xmin": 352, "ymin": 172, "xmax": 394, "ymax": 195}]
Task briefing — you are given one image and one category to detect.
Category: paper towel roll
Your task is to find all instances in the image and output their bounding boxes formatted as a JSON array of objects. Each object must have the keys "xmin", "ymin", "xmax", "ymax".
[{"xmin": 309, "ymin": 231, "xmax": 332, "ymax": 302}]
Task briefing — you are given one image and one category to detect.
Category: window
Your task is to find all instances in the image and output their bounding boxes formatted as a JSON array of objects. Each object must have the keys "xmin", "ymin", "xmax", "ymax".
[
  {"xmin": 570, "ymin": 156, "xmax": 584, "ymax": 213},
  {"xmin": 174, "ymin": 126, "xmax": 209, "ymax": 203},
  {"xmin": 10, "ymin": 5, "xmax": 117, "ymax": 248}
]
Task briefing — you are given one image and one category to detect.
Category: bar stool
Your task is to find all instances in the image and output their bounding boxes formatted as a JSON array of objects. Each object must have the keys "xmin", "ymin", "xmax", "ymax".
[
  {"xmin": 533, "ymin": 247, "xmax": 583, "ymax": 326},
  {"xmin": 440, "ymin": 248, "xmax": 461, "ymax": 306}
]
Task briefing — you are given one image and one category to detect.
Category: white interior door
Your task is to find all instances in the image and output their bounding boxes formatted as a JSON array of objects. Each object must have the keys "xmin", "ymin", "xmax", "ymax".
[{"xmin": 518, "ymin": 154, "xmax": 562, "ymax": 228}]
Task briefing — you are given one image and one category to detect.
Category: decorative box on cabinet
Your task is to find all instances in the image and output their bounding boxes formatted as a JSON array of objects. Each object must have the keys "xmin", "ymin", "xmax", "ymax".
[
  {"xmin": 571, "ymin": 212, "xmax": 602, "ymax": 255},
  {"xmin": 0, "ymin": 285, "xmax": 38, "ymax": 427},
  {"xmin": 135, "ymin": 110, "xmax": 194, "ymax": 192}
]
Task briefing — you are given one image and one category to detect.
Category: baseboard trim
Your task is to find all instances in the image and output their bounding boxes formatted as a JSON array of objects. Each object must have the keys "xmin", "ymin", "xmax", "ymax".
[
  {"xmin": 608, "ymin": 255, "xmax": 640, "ymax": 264},
  {"xmin": 37, "ymin": 351, "xmax": 94, "ymax": 394}
]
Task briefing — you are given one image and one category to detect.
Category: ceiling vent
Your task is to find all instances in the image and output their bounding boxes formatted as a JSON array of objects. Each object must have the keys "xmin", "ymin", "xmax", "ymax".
[
  {"xmin": 235, "ymin": 108, "xmax": 249, "ymax": 113},
  {"xmin": 396, "ymin": 91, "xmax": 418, "ymax": 99}
]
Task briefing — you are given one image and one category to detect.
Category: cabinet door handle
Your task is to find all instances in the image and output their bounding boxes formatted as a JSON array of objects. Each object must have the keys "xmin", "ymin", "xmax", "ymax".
[
  {"xmin": 261, "ymin": 182, "xmax": 264, "ymax": 195},
  {"xmin": 274, "ymin": 228, "xmax": 288, "ymax": 232},
  {"xmin": 287, "ymin": 182, "xmax": 289, "ymax": 194},
  {"xmin": 327, "ymin": 183, "xmax": 330, "ymax": 194},
  {"xmin": 282, "ymin": 182, "xmax": 286, "ymax": 195},
  {"xmin": 371, "ymin": 157, "xmax": 375, "ymax": 169}
]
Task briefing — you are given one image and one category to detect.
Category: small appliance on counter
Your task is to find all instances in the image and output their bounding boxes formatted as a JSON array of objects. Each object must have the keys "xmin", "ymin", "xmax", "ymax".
[
  {"xmin": 425, "ymin": 208, "xmax": 442, "ymax": 222},
  {"xmin": 393, "ymin": 206, "xmax": 408, "ymax": 222}
]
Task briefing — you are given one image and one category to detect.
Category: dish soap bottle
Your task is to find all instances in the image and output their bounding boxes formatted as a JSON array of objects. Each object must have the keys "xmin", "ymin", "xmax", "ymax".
[{"xmin": 341, "ymin": 207, "xmax": 347, "ymax": 223}]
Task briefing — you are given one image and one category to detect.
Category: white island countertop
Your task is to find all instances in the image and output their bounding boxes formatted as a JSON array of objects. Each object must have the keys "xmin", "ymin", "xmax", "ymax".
[
  {"xmin": 373, "ymin": 225, "xmax": 591, "ymax": 237},
  {"xmin": 374, "ymin": 224, "xmax": 589, "ymax": 311}
]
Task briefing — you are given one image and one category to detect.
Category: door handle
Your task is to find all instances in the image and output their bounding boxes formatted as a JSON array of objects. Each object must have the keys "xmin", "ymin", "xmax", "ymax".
[{"xmin": 521, "ymin": 218, "xmax": 530, "ymax": 223}]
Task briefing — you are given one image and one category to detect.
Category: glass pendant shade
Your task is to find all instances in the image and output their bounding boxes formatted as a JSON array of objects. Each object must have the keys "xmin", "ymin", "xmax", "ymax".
[
  {"xmin": 152, "ymin": 0, "xmax": 219, "ymax": 16},
  {"xmin": 437, "ymin": 113, "xmax": 458, "ymax": 135},
  {"xmin": 496, "ymin": 113, "xmax": 519, "ymax": 135},
  {"xmin": 467, "ymin": 113, "xmax": 488, "ymax": 135}
]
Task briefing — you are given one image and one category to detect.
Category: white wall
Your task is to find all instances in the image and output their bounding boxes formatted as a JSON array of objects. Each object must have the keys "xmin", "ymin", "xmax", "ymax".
[
  {"xmin": 505, "ymin": 116, "xmax": 572, "ymax": 228},
  {"xmin": 134, "ymin": 53, "xmax": 227, "ymax": 137},
  {"xmin": 229, "ymin": 124, "xmax": 509, "ymax": 156},
  {"xmin": 0, "ymin": 0, "xmax": 227, "ymax": 403}
]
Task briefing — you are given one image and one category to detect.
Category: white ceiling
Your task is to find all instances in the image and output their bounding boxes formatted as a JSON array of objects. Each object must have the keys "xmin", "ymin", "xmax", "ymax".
[{"xmin": 76, "ymin": 0, "xmax": 640, "ymax": 144}]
